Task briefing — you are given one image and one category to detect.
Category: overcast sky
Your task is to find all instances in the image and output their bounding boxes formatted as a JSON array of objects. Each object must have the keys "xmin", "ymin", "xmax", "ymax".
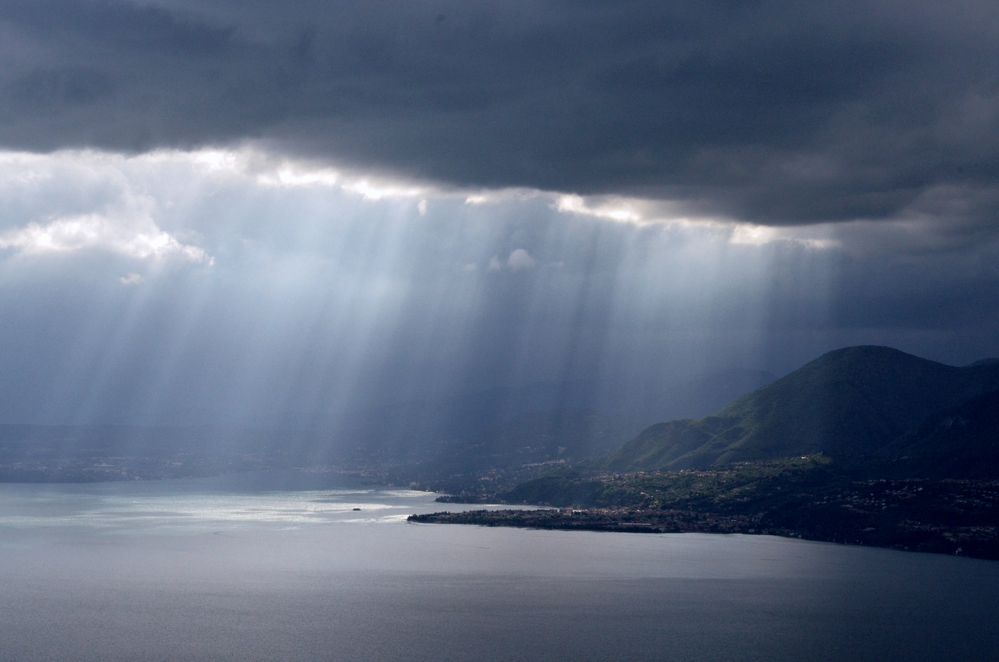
[{"xmin": 1, "ymin": 1, "xmax": 997, "ymax": 427}]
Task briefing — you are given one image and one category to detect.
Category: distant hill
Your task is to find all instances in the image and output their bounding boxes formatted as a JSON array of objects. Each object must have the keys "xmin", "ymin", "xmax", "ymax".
[{"xmin": 606, "ymin": 346, "xmax": 999, "ymax": 475}]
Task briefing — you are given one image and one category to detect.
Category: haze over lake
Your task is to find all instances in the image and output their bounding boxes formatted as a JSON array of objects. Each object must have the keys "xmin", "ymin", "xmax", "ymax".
[{"xmin": 1, "ymin": 477, "xmax": 996, "ymax": 661}]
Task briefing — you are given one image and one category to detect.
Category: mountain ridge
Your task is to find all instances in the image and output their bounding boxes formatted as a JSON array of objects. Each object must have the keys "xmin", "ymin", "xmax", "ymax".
[{"xmin": 606, "ymin": 345, "xmax": 999, "ymax": 475}]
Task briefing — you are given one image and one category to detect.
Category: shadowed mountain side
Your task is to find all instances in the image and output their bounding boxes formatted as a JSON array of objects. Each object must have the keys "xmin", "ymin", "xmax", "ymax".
[
  {"xmin": 606, "ymin": 346, "xmax": 999, "ymax": 474},
  {"xmin": 886, "ymin": 390, "xmax": 999, "ymax": 479}
]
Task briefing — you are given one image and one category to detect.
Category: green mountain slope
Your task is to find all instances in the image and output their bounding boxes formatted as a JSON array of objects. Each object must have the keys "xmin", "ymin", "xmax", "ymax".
[{"xmin": 607, "ymin": 346, "xmax": 999, "ymax": 473}]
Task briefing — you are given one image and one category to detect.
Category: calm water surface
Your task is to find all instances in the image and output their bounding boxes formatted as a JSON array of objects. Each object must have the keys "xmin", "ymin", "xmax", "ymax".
[{"xmin": 1, "ymin": 476, "xmax": 997, "ymax": 661}]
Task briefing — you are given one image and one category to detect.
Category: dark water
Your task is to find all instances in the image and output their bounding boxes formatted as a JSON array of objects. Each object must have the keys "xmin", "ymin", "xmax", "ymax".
[{"xmin": 1, "ymin": 478, "xmax": 997, "ymax": 661}]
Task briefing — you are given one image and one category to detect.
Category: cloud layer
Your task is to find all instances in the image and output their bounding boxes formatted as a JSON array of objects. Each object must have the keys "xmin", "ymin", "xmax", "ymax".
[
  {"xmin": 1, "ymin": 1, "xmax": 997, "ymax": 233},
  {"xmin": 0, "ymin": 151, "xmax": 212, "ymax": 263}
]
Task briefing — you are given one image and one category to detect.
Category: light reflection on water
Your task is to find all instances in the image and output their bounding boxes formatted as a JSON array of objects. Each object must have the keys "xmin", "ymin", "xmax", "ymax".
[
  {"xmin": 0, "ymin": 477, "xmax": 524, "ymax": 531},
  {"xmin": 0, "ymin": 477, "xmax": 997, "ymax": 661}
]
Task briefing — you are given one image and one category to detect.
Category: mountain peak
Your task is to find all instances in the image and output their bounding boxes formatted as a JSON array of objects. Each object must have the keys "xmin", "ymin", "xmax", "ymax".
[{"xmin": 813, "ymin": 345, "xmax": 934, "ymax": 365}]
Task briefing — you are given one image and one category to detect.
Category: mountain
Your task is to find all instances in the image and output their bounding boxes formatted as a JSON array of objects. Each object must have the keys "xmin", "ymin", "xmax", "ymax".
[
  {"xmin": 886, "ymin": 389, "xmax": 999, "ymax": 479},
  {"xmin": 606, "ymin": 346, "xmax": 999, "ymax": 474}
]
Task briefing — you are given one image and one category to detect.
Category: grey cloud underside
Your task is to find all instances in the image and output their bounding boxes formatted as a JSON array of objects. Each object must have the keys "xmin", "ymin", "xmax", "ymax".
[{"xmin": 1, "ymin": 0, "xmax": 998, "ymax": 228}]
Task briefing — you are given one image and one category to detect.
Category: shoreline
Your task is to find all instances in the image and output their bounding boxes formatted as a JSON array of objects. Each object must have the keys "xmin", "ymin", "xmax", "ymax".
[{"xmin": 409, "ymin": 507, "xmax": 999, "ymax": 560}]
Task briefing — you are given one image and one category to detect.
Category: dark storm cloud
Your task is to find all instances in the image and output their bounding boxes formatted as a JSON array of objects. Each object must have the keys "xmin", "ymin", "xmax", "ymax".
[{"xmin": 1, "ymin": 0, "xmax": 998, "ymax": 231}]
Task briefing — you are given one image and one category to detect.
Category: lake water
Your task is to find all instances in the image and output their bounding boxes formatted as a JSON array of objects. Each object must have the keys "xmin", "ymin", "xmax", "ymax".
[{"xmin": 1, "ymin": 476, "xmax": 997, "ymax": 661}]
